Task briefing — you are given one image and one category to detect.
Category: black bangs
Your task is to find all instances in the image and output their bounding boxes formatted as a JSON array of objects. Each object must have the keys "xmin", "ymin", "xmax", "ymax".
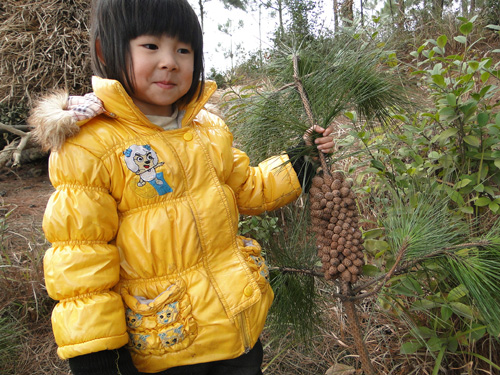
[{"xmin": 126, "ymin": 0, "xmax": 201, "ymax": 49}]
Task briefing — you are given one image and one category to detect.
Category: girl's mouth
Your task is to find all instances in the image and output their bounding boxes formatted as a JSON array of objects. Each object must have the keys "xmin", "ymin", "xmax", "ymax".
[{"xmin": 156, "ymin": 81, "xmax": 175, "ymax": 89}]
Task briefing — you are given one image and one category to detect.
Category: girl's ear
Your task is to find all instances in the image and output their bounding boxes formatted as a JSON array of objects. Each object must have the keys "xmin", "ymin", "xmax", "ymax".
[{"xmin": 95, "ymin": 39, "xmax": 106, "ymax": 65}]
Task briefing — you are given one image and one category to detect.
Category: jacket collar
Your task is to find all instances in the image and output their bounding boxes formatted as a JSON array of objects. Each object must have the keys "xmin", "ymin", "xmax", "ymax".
[{"xmin": 92, "ymin": 76, "xmax": 217, "ymax": 128}]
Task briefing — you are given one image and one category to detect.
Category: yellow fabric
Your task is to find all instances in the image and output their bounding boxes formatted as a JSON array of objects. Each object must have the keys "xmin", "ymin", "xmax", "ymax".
[{"xmin": 42, "ymin": 77, "xmax": 302, "ymax": 372}]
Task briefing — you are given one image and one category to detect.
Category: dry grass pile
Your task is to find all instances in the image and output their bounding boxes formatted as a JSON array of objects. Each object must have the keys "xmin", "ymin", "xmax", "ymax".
[{"xmin": 0, "ymin": 0, "xmax": 91, "ymax": 108}]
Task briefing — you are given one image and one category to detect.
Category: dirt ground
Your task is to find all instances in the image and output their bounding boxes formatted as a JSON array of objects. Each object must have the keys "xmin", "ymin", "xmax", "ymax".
[
  {"xmin": 0, "ymin": 157, "xmax": 73, "ymax": 375},
  {"xmin": 0, "ymin": 158, "xmax": 52, "ymax": 240}
]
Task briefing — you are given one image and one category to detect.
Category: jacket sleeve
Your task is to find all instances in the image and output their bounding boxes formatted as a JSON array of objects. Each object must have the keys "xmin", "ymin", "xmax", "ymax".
[
  {"xmin": 43, "ymin": 142, "xmax": 129, "ymax": 360},
  {"xmin": 226, "ymin": 147, "xmax": 302, "ymax": 216}
]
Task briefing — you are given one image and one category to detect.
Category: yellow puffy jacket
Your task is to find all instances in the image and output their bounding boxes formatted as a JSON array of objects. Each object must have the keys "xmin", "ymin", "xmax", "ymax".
[{"xmin": 36, "ymin": 77, "xmax": 301, "ymax": 373}]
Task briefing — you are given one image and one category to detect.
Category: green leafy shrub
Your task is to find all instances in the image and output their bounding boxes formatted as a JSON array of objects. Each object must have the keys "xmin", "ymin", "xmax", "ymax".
[{"xmin": 347, "ymin": 16, "xmax": 500, "ymax": 373}]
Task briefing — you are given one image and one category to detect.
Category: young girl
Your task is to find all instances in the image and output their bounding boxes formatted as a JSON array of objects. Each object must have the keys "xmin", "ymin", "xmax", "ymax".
[{"xmin": 29, "ymin": 0, "xmax": 334, "ymax": 374}]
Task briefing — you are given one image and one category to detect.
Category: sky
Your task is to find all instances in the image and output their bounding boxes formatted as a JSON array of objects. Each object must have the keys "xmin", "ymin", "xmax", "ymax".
[
  {"xmin": 188, "ymin": 0, "xmax": 280, "ymax": 73},
  {"xmin": 187, "ymin": 0, "xmax": 382, "ymax": 74}
]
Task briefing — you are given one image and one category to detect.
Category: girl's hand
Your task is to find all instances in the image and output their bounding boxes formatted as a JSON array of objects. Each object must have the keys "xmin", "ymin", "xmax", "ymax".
[
  {"xmin": 67, "ymin": 93, "xmax": 105, "ymax": 122},
  {"xmin": 303, "ymin": 125, "xmax": 335, "ymax": 154}
]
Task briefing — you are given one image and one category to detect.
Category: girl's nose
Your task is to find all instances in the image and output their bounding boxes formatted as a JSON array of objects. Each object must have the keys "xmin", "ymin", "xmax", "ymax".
[{"xmin": 159, "ymin": 52, "xmax": 178, "ymax": 71}]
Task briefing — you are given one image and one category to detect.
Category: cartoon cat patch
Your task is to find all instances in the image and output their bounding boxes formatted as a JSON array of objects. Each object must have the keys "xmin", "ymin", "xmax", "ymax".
[
  {"xmin": 158, "ymin": 325, "xmax": 185, "ymax": 348},
  {"xmin": 123, "ymin": 144, "xmax": 173, "ymax": 198}
]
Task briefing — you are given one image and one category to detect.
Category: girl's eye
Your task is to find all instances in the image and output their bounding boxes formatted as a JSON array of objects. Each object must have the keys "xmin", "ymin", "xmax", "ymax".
[
  {"xmin": 143, "ymin": 44, "xmax": 158, "ymax": 50},
  {"xmin": 178, "ymin": 48, "xmax": 191, "ymax": 54}
]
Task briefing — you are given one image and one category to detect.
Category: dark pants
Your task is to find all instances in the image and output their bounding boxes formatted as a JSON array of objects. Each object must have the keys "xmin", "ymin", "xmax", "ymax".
[{"xmin": 151, "ymin": 340, "xmax": 263, "ymax": 375}]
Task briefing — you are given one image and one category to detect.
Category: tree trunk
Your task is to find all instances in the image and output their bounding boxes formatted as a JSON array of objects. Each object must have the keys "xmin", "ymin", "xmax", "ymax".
[
  {"xmin": 389, "ymin": 0, "xmax": 395, "ymax": 24},
  {"xmin": 258, "ymin": 3, "xmax": 262, "ymax": 67},
  {"xmin": 360, "ymin": 0, "xmax": 364, "ymax": 26},
  {"xmin": 398, "ymin": 0, "xmax": 405, "ymax": 30},
  {"xmin": 341, "ymin": 0, "xmax": 354, "ymax": 22},
  {"xmin": 198, "ymin": 0, "xmax": 205, "ymax": 31},
  {"xmin": 278, "ymin": 0, "xmax": 284, "ymax": 37},
  {"xmin": 432, "ymin": 0, "xmax": 444, "ymax": 19},
  {"xmin": 333, "ymin": 0, "xmax": 339, "ymax": 32},
  {"xmin": 461, "ymin": 0, "xmax": 469, "ymax": 17}
]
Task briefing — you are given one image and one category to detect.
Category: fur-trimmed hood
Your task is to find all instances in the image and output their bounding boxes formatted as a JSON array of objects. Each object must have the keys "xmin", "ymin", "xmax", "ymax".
[
  {"xmin": 28, "ymin": 77, "xmax": 217, "ymax": 152},
  {"xmin": 28, "ymin": 91, "xmax": 82, "ymax": 152}
]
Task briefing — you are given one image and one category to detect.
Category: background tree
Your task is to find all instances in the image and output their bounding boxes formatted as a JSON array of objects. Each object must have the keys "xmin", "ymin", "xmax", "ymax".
[
  {"xmin": 196, "ymin": 0, "xmax": 247, "ymax": 31},
  {"xmin": 217, "ymin": 19, "xmax": 245, "ymax": 70},
  {"xmin": 341, "ymin": 0, "xmax": 354, "ymax": 22}
]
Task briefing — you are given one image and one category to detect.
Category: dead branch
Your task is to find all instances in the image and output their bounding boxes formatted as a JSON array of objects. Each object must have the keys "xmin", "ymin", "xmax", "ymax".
[{"xmin": 0, "ymin": 122, "xmax": 33, "ymax": 168}]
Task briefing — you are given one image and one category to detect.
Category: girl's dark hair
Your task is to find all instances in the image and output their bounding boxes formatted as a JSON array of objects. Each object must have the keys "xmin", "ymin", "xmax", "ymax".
[{"xmin": 90, "ymin": 0, "xmax": 204, "ymax": 106}]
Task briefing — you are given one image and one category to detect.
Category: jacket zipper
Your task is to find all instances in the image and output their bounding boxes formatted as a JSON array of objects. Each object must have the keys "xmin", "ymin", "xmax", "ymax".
[{"xmin": 238, "ymin": 312, "xmax": 252, "ymax": 353}]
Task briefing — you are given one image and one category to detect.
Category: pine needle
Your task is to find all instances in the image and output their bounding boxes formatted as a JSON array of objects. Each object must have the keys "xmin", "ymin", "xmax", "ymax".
[
  {"xmin": 382, "ymin": 184, "xmax": 464, "ymax": 260},
  {"xmin": 381, "ymin": 185, "xmax": 500, "ymax": 334},
  {"xmin": 265, "ymin": 204, "xmax": 322, "ymax": 342},
  {"xmin": 225, "ymin": 30, "xmax": 411, "ymax": 164}
]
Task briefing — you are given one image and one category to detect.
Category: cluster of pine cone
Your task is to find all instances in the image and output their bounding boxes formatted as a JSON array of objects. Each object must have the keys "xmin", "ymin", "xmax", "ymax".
[{"xmin": 310, "ymin": 171, "xmax": 365, "ymax": 283}]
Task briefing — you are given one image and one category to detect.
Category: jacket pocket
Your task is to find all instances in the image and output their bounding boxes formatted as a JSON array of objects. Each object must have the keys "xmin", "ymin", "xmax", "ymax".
[
  {"xmin": 237, "ymin": 236, "xmax": 271, "ymax": 294},
  {"xmin": 121, "ymin": 279, "xmax": 198, "ymax": 354}
]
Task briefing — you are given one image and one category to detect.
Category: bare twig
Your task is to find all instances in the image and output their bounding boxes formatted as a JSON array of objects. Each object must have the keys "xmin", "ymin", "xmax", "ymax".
[{"xmin": 0, "ymin": 122, "xmax": 32, "ymax": 168}]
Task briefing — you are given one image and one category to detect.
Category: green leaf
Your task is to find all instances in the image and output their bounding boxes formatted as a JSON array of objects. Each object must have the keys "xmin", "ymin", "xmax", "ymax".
[
  {"xmin": 447, "ymin": 337, "xmax": 459, "ymax": 352},
  {"xmin": 460, "ymin": 206, "xmax": 474, "ymax": 214},
  {"xmin": 427, "ymin": 337, "xmax": 444, "ymax": 352},
  {"xmin": 400, "ymin": 341, "xmax": 423, "ymax": 354},
  {"xmin": 455, "ymin": 36, "xmax": 467, "ymax": 44},
  {"xmin": 445, "ymin": 186, "xmax": 465, "ymax": 205},
  {"xmin": 475, "ymin": 197, "xmax": 491, "ymax": 206},
  {"xmin": 439, "ymin": 107, "xmax": 456, "ymax": 120},
  {"xmin": 486, "ymin": 24, "xmax": 500, "ymax": 31},
  {"xmin": 450, "ymin": 302, "xmax": 474, "ymax": 319},
  {"xmin": 448, "ymin": 284, "xmax": 468, "ymax": 301},
  {"xmin": 371, "ymin": 159, "xmax": 386, "ymax": 171},
  {"xmin": 481, "ymin": 72, "xmax": 490, "ymax": 82},
  {"xmin": 463, "ymin": 135, "xmax": 480, "ymax": 147},
  {"xmin": 362, "ymin": 264, "xmax": 381, "ymax": 276},
  {"xmin": 411, "ymin": 299, "xmax": 440, "ymax": 311},
  {"xmin": 364, "ymin": 239, "xmax": 389, "ymax": 255},
  {"xmin": 454, "ymin": 178, "xmax": 472, "ymax": 189},
  {"xmin": 473, "ymin": 183, "xmax": 484, "ymax": 192},
  {"xmin": 435, "ymin": 128, "xmax": 458, "ymax": 144},
  {"xmin": 441, "ymin": 305, "xmax": 453, "ymax": 322},
  {"xmin": 468, "ymin": 61, "xmax": 479, "ymax": 71},
  {"xmin": 460, "ymin": 22, "xmax": 473, "ymax": 35},
  {"xmin": 477, "ymin": 112, "xmax": 489, "ymax": 127},
  {"xmin": 392, "ymin": 114, "xmax": 409, "ymax": 122},
  {"xmin": 363, "ymin": 228, "xmax": 384, "ymax": 239},
  {"xmin": 411, "ymin": 325, "xmax": 436, "ymax": 338},
  {"xmin": 469, "ymin": 324, "xmax": 487, "ymax": 341},
  {"xmin": 494, "ymin": 159, "xmax": 500, "ymax": 169},
  {"xmin": 344, "ymin": 111, "xmax": 357, "ymax": 121},
  {"xmin": 489, "ymin": 201, "xmax": 499, "ymax": 213},
  {"xmin": 432, "ymin": 74, "xmax": 446, "ymax": 87},
  {"xmin": 437, "ymin": 35, "xmax": 447, "ymax": 48},
  {"xmin": 402, "ymin": 277, "xmax": 424, "ymax": 295},
  {"xmin": 446, "ymin": 93, "xmax": 456, "ymax": 106}
]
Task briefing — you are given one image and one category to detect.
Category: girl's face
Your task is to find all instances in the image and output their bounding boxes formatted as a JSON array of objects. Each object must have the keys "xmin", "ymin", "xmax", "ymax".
[{"xmin": 128, "ymin": 34, "xmax": 194, "ymax": 117}]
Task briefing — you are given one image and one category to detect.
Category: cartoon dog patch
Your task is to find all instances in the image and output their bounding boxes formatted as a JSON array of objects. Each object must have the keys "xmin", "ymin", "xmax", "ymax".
[{"xmin": 123, "ymin": 144, "xmax": 173, "ymax": 197}]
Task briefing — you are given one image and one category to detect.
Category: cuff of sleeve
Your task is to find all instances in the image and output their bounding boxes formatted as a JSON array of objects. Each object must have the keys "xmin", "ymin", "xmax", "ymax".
[
  {"xmin": 287, "ymin": 141, "xmax": 316, "ymax": 193},
  {"xmin": 68, "ymin": 347, "xmax": 139, "ymax": 375}
]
